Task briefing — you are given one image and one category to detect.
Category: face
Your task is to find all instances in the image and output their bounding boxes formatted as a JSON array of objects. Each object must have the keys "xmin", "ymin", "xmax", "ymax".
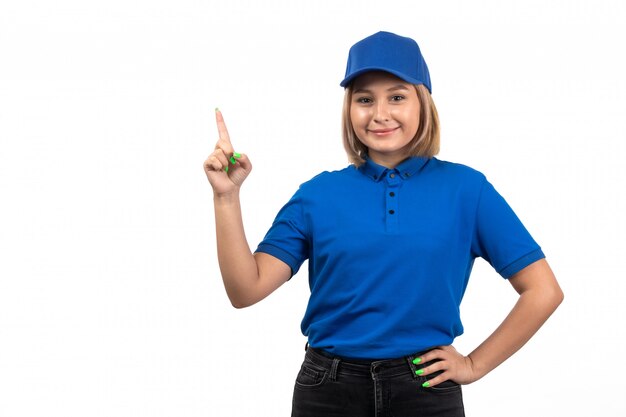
[{"xmin": 350, "ymin": 71, "xmax": 421, "ymax": 168}]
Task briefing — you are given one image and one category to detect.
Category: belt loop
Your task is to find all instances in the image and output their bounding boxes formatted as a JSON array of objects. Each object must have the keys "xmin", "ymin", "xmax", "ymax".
[
  {"xmin": 329, "ymin": 358, "xmax": 340, "ymax": 381},
  {"xmin": 406, "ymin": 356, "xmax": 418, "ymax": 379}
]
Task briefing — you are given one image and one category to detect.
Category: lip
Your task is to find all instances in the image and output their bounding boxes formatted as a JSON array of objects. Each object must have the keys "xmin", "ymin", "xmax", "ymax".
[{"xmin": 368, "ymin": 127, "xmax": 399, "ymax": 136}]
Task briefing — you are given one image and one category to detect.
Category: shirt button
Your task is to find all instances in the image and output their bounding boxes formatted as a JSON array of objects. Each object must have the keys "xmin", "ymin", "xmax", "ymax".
[
  {"xmin": 389, "ymin": 173, "xmax": 395, "ymax": 178},
  {"xmin": 389, "ymin": 210, "xmax": 395, "ymax": 214},
  {"xmin": 389, "ymin": 192, "xmax": 395, "ymax": 197}
]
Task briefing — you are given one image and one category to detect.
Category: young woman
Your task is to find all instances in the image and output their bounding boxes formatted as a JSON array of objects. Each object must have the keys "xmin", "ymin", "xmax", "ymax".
[{"xmin": 204, "ymin": 31, "xmax": 563, "ymax": 417}]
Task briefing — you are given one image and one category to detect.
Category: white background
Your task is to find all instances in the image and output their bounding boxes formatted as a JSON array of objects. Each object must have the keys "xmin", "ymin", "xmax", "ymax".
[{"xmin": 1, "ymin": 0, "xmax": 625, "ymax": 415}]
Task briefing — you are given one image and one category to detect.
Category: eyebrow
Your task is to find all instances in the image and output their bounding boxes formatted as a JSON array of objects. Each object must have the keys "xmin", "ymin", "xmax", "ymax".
[{"xmin": 353, "ymin": 84, "xmax": 410, "ymax": 94}]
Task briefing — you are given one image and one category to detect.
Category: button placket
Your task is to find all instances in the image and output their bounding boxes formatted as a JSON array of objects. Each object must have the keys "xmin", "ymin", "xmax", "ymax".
[{"xmin": 385, "ymin": 171, "xmax": 400, "ymax": 233}]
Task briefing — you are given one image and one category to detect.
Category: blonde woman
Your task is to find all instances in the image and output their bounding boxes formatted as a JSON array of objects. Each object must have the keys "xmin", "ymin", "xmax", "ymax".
[{"xmin": 204, "ymin": 31, "xmax": 563, "ymax": 416}]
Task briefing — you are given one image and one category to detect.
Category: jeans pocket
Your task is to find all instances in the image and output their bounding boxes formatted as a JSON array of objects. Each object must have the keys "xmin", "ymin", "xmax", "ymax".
[
  {"xmin": 428, "ymin": 378, "xmax": 461, "ymax": 393},
  {"xmin": 295, "ymin": 361, "xmax": 328, "ymax": 389},
  {"xmin": 421, "ymin": 370, "xmax": 462, "ymax": 393}
]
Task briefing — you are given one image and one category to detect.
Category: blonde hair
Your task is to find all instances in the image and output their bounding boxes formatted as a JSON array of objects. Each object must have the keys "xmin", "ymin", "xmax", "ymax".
[{"xmin": 342, "ymin": 83, "xmax": 440, "ymax": 167}]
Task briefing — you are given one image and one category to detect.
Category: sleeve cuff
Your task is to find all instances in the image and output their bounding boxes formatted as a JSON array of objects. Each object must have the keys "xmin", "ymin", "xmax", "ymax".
[
  {"xmin": 499, "ymin": 248, "xmax": 546, "ymax": 279},
  {"xmin": 254, "ymin": 243, "xmax": 302, "ymax": 278}
]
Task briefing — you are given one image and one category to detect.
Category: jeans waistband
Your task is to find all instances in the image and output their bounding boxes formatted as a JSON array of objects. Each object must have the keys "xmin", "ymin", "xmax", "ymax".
[{"xmin": 304, "ymin": 345, "xmax": 435, "ymax": 380}]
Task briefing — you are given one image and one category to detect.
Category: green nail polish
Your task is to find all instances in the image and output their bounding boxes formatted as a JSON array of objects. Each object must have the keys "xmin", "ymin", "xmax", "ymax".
[
  {"xmin": 415, "ymin": 369, "xmax": 424, "ymax": 376},
  {"xmin": 224, "ymin": 166, "xmax": 229, "ymax": 172},
  {"xmin": 412, "ymin": 358, "xmax": 421, "ymax": 365},
  {"xmin": 422, "ymin": 381, "xmax": 430, "ymax": 388},
  {"xmin": 233, "ymin": 152, "xmax": 241, "ymax": 159},
  {"xmin": 230, "ymin": 156, "xmax": 236, "ymax": 164},
  {"xmin": 215, "ymin": 107, "xmax": 220, "ymax": 112}
]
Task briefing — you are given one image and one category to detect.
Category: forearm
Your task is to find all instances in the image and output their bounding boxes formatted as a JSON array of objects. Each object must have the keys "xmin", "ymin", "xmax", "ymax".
[
  {"xmin": 468, "ymin": 285, "xmax": 563, "ymax": 380},
  {"xmin": 213, "ymin": 192, "xmax": 259, "ymax": 307}
]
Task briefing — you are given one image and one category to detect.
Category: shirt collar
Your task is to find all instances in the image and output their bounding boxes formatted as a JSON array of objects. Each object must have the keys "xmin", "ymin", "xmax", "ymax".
[{"xmin": 358, "ymin": 156, "xmax": 430, "ymax": 182}]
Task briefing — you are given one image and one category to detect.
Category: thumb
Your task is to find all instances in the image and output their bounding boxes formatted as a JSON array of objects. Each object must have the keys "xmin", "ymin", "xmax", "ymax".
[
  {"xmin": 231, "ymin": 152, "xmax": 252, "ymax": 172},
  {"xmin": 227, "ymin": 152, "xmax": 253, "ymax": 186}
]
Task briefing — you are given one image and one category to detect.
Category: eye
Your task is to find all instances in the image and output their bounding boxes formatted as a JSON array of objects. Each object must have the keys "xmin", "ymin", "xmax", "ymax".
[
  {"xmin": 355, "ymin": 96, "xmax": 372, "ymax": 104},
  {"xmin": 391, "ymin": 95, "xmax": 405, "ymax": 102}
]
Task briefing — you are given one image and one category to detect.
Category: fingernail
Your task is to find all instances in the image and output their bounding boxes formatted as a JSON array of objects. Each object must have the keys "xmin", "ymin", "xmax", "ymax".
[
  {"xmin": 229, "ymin": 156, "xmax": 236, "ymax": 164},
  {"xmin": 412, "ymin": 358, "xmax": 421, "ymax": 365},
  {"xmin": 233, "ymin": 152, "xmax": 242, "ymax": 159},
  {"xmin": 215, "ymin": 107, "xmax": 220, "ymax": 112},
  {"xmin": 415, "ymin": 369, "xmax": 424, "ymax": 376},
  {"xmin": 224, "ymin": 166, "xmax": 229, "ymax": 172},
  {"xmin": 422, "ymin": 381, "xmax": 430, "ymax": 388}
]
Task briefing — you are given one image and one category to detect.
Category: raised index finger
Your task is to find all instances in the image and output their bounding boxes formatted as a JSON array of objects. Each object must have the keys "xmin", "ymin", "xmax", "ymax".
[{"xmin": 215, "ymin": 108, "xmax": 235, "ymax": 154}]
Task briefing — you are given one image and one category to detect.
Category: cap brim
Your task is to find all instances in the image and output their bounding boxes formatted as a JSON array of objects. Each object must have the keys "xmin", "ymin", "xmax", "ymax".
[{"xmin": 340, "ymin": 67, "xmax": 427, "ymax": 90}]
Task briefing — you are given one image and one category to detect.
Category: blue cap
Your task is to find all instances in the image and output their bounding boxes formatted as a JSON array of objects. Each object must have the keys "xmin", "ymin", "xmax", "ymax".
[{"xmin": 340, "ymin": 31, "xmax": 432, "ymax": 93}]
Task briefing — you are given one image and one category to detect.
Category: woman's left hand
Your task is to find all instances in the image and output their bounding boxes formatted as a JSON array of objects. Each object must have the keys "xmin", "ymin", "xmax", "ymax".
[{"xmin": 415, "ymin": 345, "xmax": 480, "ymax": 387}]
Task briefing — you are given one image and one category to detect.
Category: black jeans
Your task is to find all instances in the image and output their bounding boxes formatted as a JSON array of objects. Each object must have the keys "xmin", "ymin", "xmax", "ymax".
[{"xmin": 292, "ymin": 346, "xmax": 465, "ymax": 417}]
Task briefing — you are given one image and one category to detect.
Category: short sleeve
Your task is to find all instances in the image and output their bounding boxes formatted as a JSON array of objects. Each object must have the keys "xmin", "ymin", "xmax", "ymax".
[
  {"xmin": 471, "ymin": 179, "xmax": 545, "ymax": 278},
  {"xmin": 254, "ymin": 188, "xmax": 309, "ymax": 278}
]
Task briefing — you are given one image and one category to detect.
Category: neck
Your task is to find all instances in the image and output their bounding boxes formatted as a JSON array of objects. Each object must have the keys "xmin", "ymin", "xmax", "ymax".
[{"xmin": 368, "ymin": 152, "xmax": 410, "ymax": 169}]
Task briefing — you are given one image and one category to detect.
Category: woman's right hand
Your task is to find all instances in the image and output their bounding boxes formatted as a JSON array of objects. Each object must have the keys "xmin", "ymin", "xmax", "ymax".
[{"xmin": 203, "ymin": 109, "xmax": 252, "ymax": 197}]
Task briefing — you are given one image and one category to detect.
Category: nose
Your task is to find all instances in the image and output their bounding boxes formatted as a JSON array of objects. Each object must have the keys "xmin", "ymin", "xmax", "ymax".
[{"xmin": 373, "ymin": 101, "xmax": 391, "ymax": 122}]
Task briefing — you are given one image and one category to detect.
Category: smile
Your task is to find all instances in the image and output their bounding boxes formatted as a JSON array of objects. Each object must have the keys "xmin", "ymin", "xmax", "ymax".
[{"xmin": 368, "ymin": 127, "xmax": 399, "ymax": 136}]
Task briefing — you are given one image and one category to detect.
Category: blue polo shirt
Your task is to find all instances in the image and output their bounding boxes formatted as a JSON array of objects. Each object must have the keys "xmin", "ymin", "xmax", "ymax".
[{"xmin": 255, "ymin": 156, "xmax": 544, "ymax": 359}]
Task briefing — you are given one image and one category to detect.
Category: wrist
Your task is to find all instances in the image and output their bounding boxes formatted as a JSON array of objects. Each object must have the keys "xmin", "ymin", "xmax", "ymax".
[
  {"xmin": 466, "ymin": 354, "xmax": 489, "ymax": 382},
  {"xmin": 213, "ymin": 190, "xmax": 241, "ymax": 205}
]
